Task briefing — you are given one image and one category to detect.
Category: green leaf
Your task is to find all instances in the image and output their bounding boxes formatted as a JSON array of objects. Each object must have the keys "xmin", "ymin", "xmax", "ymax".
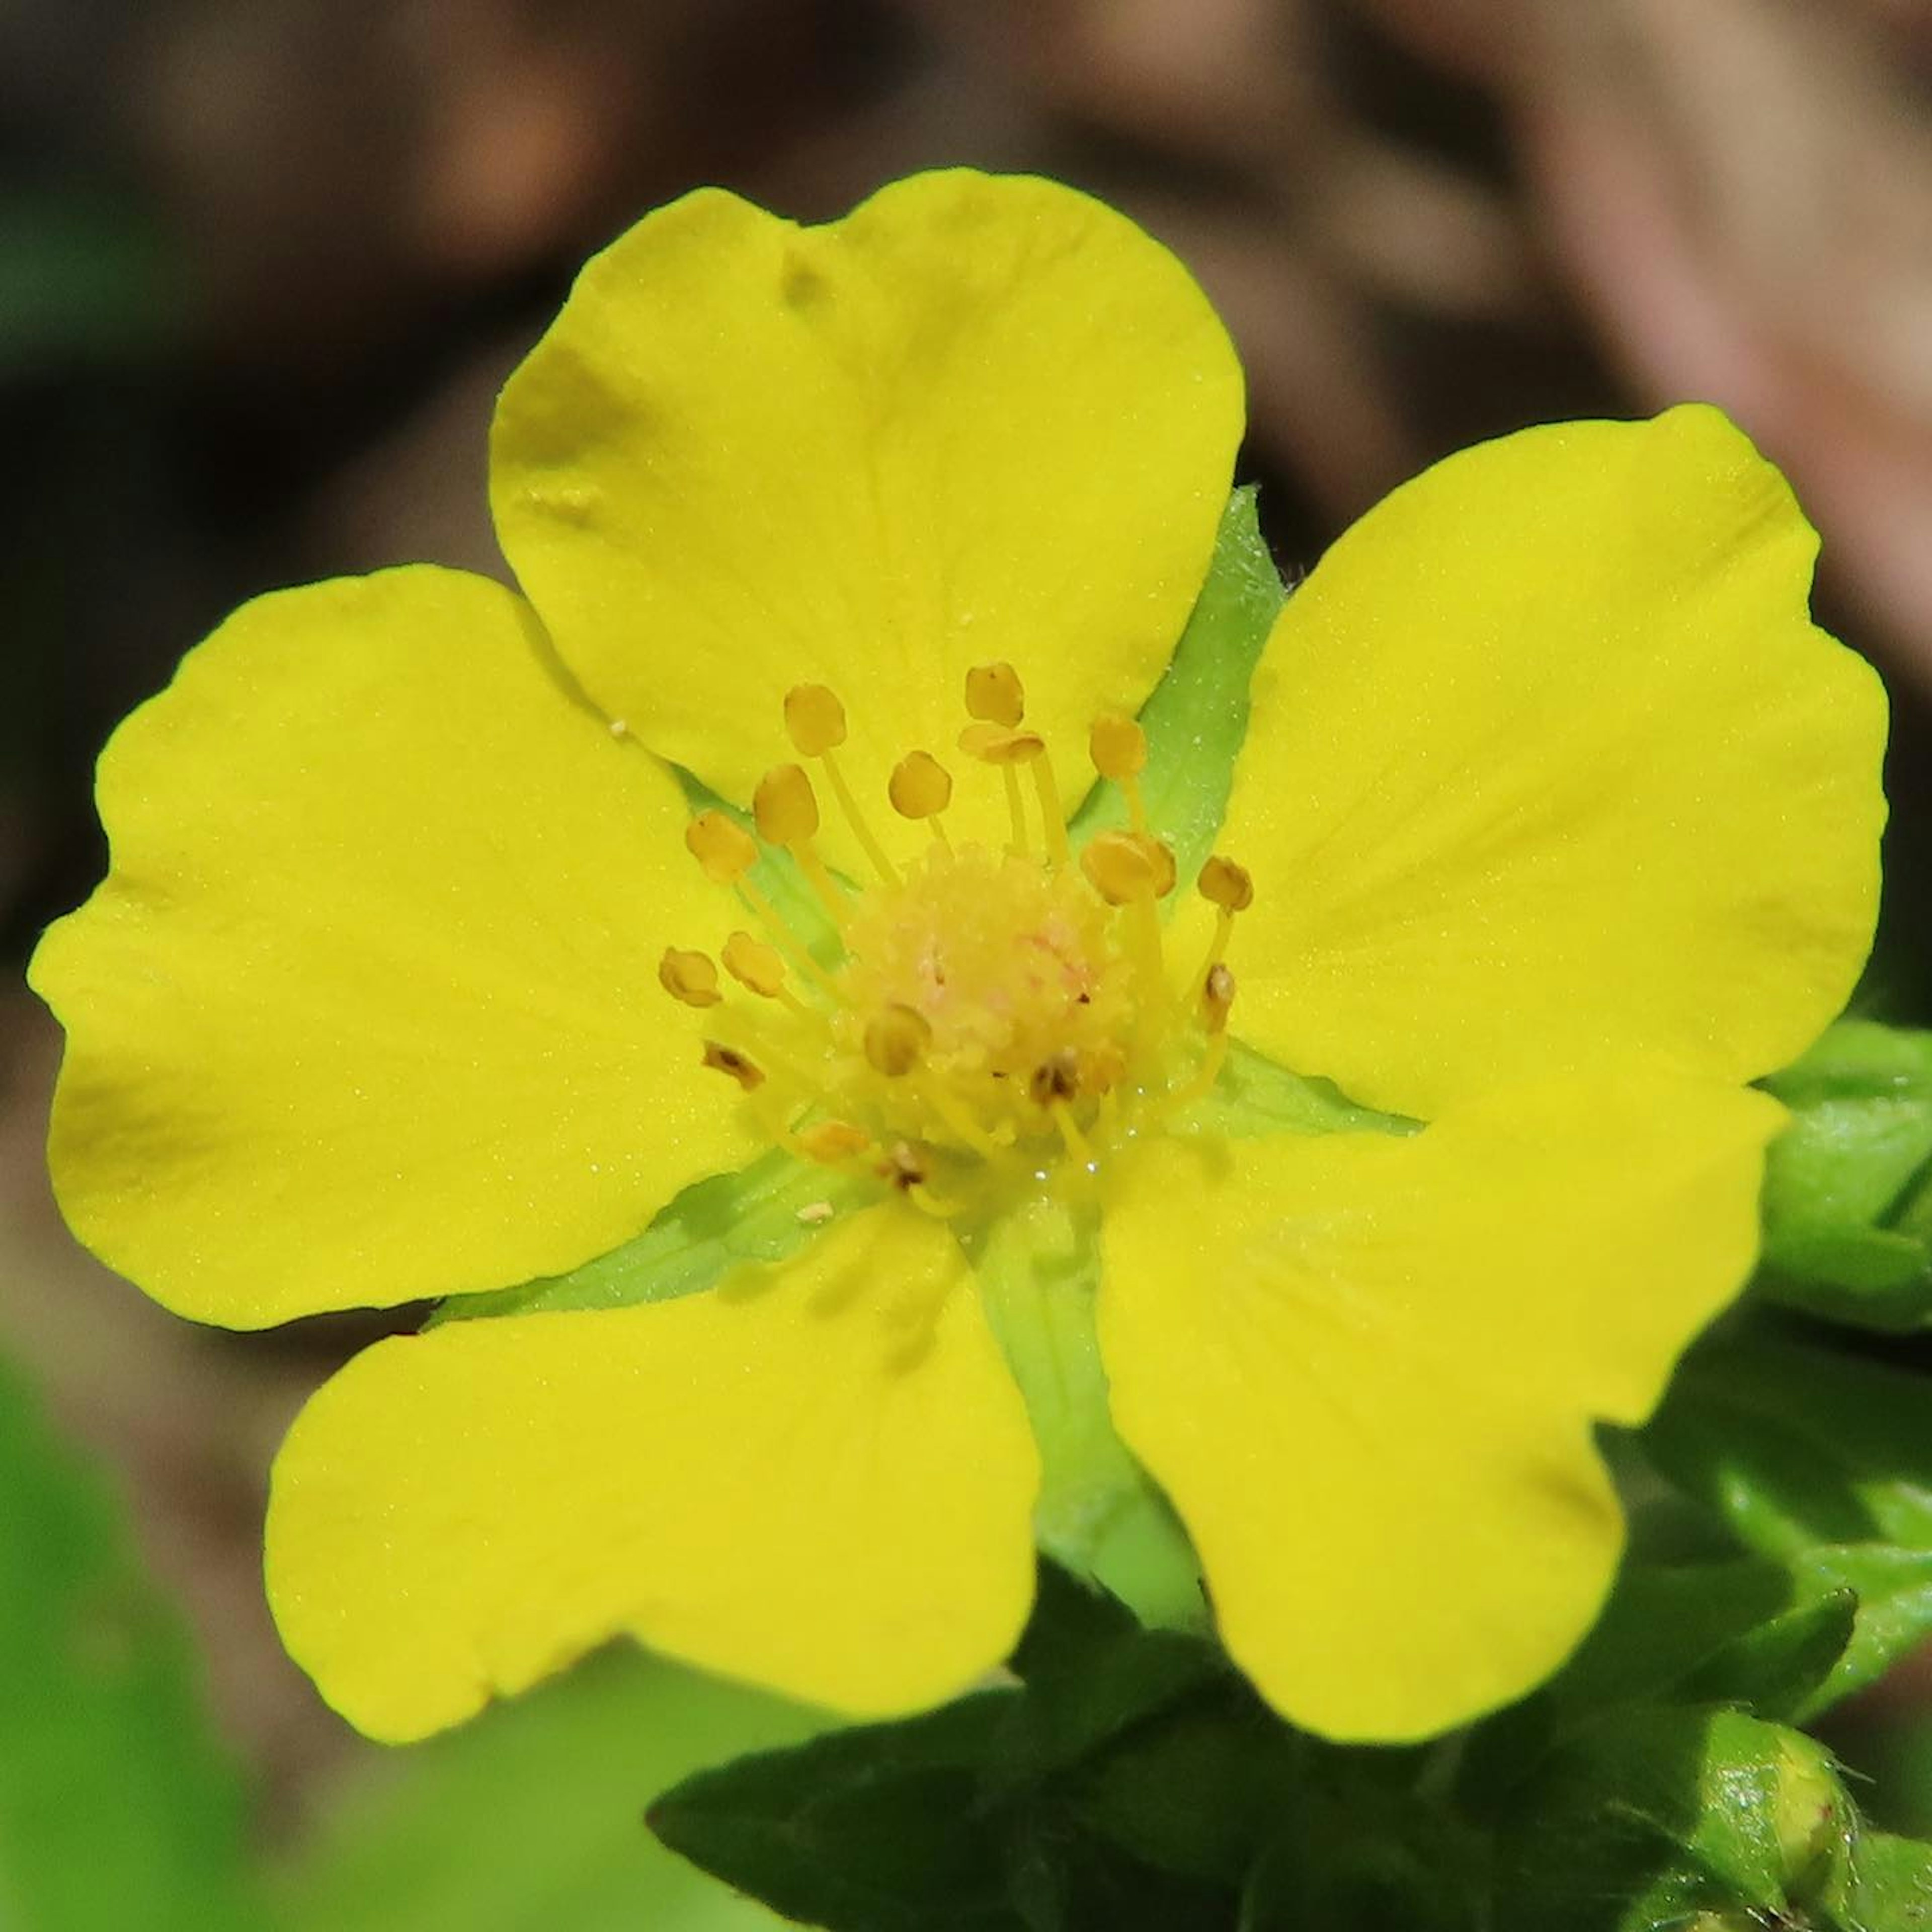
[
  {"xmin": 648, "ymin": 1692, "xmax": 1026, "ymax": 1932},
  {"xmin": 0, "ymin": 1356, "xmax": 263, "ymax": 1932},
  {"xmin": 1546, "ymin": 1557, "xmax": 1852, "ymax": 1723},
  {"xmin": 274, "ymin": 1645, "xmax": 825, "ymax": 1932},
  {"xmin": 1642, "ymin": 1321, "xmax": 1932, "ymax": 1555},
  {"xmin": 1757, "ymin": 1021, "xmax": 1932, "ymax": 1330},
  {"xmin": 1491, "ymin": 1707, "xmax": 1853, "ymax": 1932},
  {"xmin": 1069, "ymin": 486, "xmax": 1285, "ymax": 890},
  {"xmin": 1007, "ymin": 1563, "xmax": 1227, "ymax": 1779},
  {"xmin": 434, "ymin": 1148, "xmax": 859, "ymax": 1324},
  {"xmin": 652, "ymin": 1569, "xmax": 1249, "ymax": 1931}
]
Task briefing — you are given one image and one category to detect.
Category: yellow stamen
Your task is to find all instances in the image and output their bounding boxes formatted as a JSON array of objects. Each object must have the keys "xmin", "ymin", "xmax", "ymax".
[
  {"xmin": 735, "ymin": 875, "xmax": 843, "ymax": 998},
  {"xmin": 1092, "ymin": 711, "xmax": 1150, "ymax": 834},
  {"xmin": 794, "ymin": 1119, "xmax": 872, "ymax": 1164},
  {"xmin": 1168, "ymin": 1031, "xmax": 1230, "ymax": 1111},
  {"xmin": 700, "ymin": 1040, "xmax": 765, "ymax": 1091},
  {"xmin": 782, "ymin": 684, "xmax": 847, "ymax": 758},
  {"xmin": 1197, "ymin": 854, "xmax": 1254, "ymax": 913},
  {"xmin": 1194, "ymin": 855, "xmax": 1254, "ymax": 987},
  {"xmin": 918, "ymin": 1076, "xmax": 1012, "ymax": 1159},
  {"xmin": 908, "ymin": 1181, "xmax": 964, "ymax": 1219},
  {"xmin": 752, "ymin": 763, "xmax": 821, "ymax": 846},
  {"xmin": 820, "ymin": 748, "xmax": 901, "ymax": 887},
  {"xmin": 753, "ymin": 763, "xmax": 849, "ymax": 930},
  {"xmin": 782, "ymin": 687, "xmax": 901, "ymax": 885},
  {"xmin": 1027, "ymin": 743, "xmax": 1070, "ymax": 867},
  {"xmin": 1080, "ymin": 830, "xmax": 1162, "ymax": 905},
  {"xmin": 1201, "ymin": 961, "xmax": 1236, "ymax": 1035},
  {"xmin": 1050, "ymin": 1100, "xmax": 1093, "ymax": 1166},
  {"xmin": 863, "ymin": 1003, "xmax": 931, "ymax": 1078},
  {"xmin": 658, "ymin": 947, "xmax": 722, "ymax": 1007},
  {"xmin": 685, "ymin": 810, "xmax": 758, "ymax": 884},
  {"xmin": 889, "ymin": 751, "xmax": 954, "ymax": 850},
  {"xmin": 720, "ymin": 930, "xmax": 808, "ymax": 1014},
  {"xmin": 964, "ymin": 661, "xmax": 1025, "ymax": 728},
  {"xmin": 1027, "ymin": 1050, "xmax": 1081, "ymax": 1108}
]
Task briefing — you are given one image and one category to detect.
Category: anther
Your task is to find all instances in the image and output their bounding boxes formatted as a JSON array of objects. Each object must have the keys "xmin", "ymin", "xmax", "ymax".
[
  {"xmin": 721, "ymin": 930, "xmax": 788, "ymax": 1000},
  {"xmin": 965, "ymin": 662, "xmax": 1025, "ymax": 728},
  {"xmin": 889, "ymin": 751, "xmax": 954, "ymax": 847},
  {"xmin": 783, "ymin": 684, "xmax": 847, "ymax": 757},
  {"xmin": 1090, "ymin": 713, "xmax": 1147, "ymax": 783},
  {"xmin": 701, "ymin": 1041, "xmax": 766, "ymax": 1091},
  {"xmin": 1201, "ymin": 962, "xmax": 1236, "ymax": 1034},
  {"xmin": 753, "ymin": 763, "xmax": 848, "ymax": 929},
  {"xmin": 1027, "ymin": 1050, "xmax": 1081, "ymax": 1108},
  {"xmin": 686, "ymin": 810, "xmax": 758, "ymax": 884},
  {"xmin": 753, "ymin": 763, "xmax": 821, "ymax": 846},
  {"xmin": 1081, "ymin": 830, "xmax": 1166, "ymax": 905},
  {"xmin": 883, "ymin": 1141, "xmax": 927, "ymax": 1188},
  {"xmin": 659, "ymin": 947, "xmax": 723, "ymax": 1008},
  {"xmin": 864, "ymin": 1004, "xmax": 932, "ymax": 1078},
  {"xmin": 1198, "ymin": 856, "xmax": 1254, "ymax": 913},
  {"xmin": 796, "ymin": 1119, "xmax": 871, "ymax": 1163},
  {"xmin": 1091, "ymin": 711, "xmax": 1150, "ymax": 833},
  {"xmin": 787, "ymin": 686, "xmax": 901, "ymax": 886}
]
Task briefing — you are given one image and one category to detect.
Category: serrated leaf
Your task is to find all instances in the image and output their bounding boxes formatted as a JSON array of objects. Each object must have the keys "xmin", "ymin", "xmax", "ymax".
[
  {"xmin": 434, "ymin": 1148, "xmax": 859, "ymax": 1325},
  {"xmin": 0, "ymin": 1356, "xmax": 263, "ymax": 1932},
  {"xmin": 1787, "ymin": 1544, "xmax": 1932, "ymax": 1716},
  {"xmin": 276, "ymin": 1645, "xmax": 823, "ymax": 1932},
  {"xmin": 1069, "ymin": 485, "xmax": 1285, "ymax": 890},
  {"xmin": 1642, "ymin": 1323, "xmax": 1932, "ymax": 1556},
  {"xmin": 1073, "ymin": 1697, "xmax": 1295, "ymax": 1885},
  {"xmin": 649, "ymin": 1691, "xmax": 1024, "ymax": 1932},
  {"xmin": 1004, "ymin": 1563, "xmax": 1227, "ymax": 1780}
]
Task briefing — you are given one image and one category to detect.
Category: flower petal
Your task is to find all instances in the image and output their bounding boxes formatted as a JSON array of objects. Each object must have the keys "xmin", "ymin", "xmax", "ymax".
[
  {"xmin": 1097, "ymin": 1072, "xmax": 1784, "ymax": 1741},
  {"xmin": 265, "ymin": 1199, "xmax": 1039, "ymax": 1741},
  {"xmin": 491, "ymin": 169, "xmax": 1243, "ymax": 840},
  {"xmin": 31, "ymin": 567, "xmax": 754, "ymax": 1328},
  {"xmin": 1222, "ymin": 406, "xmax": 1886, "ymax": 1119}
]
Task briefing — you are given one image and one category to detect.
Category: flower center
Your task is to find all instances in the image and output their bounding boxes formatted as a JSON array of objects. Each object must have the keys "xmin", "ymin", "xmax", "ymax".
[{"xmin": 661, "ymin": 664, "xmax": 1252, "ymax": 1218}]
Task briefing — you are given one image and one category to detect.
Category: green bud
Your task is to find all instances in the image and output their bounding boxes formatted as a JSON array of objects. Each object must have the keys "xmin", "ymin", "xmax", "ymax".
[{"xmin": 1757, "ymin": 1020, "xmax": 1932, "ymax": 1329}]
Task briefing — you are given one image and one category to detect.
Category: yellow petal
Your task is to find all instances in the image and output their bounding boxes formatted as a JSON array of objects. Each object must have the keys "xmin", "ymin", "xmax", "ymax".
[
  {"xmin": 491, "ymin": 170, "xmax": 1242, "ymax": 853},
  {"xmin": 1223, "ymin": 406, "xmax": 1886, "ymax": 1119},
  {"xmin": 1098, "ymin": 1073, "xmax": 1784, "ymax": 1741},
  {"xmin": 265, "ymin": 1200, "xmax": 1039, "ymax": 1740},
  {"xmin": 31, "ymin": 567, "xmax": 754, "ymax": 1328}
]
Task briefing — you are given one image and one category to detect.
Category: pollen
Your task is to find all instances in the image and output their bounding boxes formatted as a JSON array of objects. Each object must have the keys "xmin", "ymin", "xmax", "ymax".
[{"xmin": 666, "ymin": 668, "xmax": 1252, "ymax": 1212}]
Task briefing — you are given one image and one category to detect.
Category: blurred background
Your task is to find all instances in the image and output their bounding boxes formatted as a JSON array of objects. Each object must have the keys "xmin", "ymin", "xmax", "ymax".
[{"xmin": 4, "ymin": 0, "xmax": 1932, "ymax": 1921}]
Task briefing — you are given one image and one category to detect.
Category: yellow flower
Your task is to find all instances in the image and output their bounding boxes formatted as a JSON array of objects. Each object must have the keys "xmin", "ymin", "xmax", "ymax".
[{"xmin": 30, "ymin": 171, "xmax": 1885, "ymax": 1747}]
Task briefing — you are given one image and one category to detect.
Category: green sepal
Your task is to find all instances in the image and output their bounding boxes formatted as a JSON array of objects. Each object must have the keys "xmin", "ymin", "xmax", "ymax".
[
  {"xmin": 431, "ymin": 1149, "xmax": 862, "ymax": 1325},
  {"xmin": 970, "ymin": 1198, "xmax": 1203, "ymax": 1629},
  {"xmin": 1488, "ymin": 1707, "xmax": 1854, "ymax": 1932},
  {"xmin": 1757, "ymin": 1021, "xmax": 1932, "ymax": 1330},
  {"xmin": 1069, "ymin": 485, "xmax": 1285, "ymax": 892},
  {"xmin": 0, "ymin": 1355, "xmax": 264, "ymax": 1932},
  {"xmin": 1182, "ymin": 1039, "xmax": 1416, "ymax": 1142}
]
